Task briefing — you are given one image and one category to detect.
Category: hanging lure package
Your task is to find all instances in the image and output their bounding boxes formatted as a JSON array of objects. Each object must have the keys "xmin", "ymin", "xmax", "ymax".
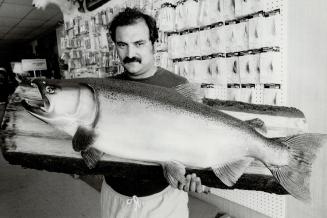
[
  {"xmin": 238, "ymin": 0, "xmax": 250, "ymax": 17},
  {"xmin": 199, "ymin": 58, "xmax": 212, "ymax": 83},
  {"xmin": 227, "ymin": 84, "xmax": 242, "ymax": 101},
  {"xmin": 175, "ymin": 2, "xmax": 186, "ymax": 31},
  {"xmin": 79, "ymin": 20, "xmax": 89, "ymax": 34},
  {"xmin": 248, "ymin": 14, "xmax": 265, "ymax": 49},
  {"xmin": 99, "ymin": 31, "xmax": 109, "ymax": 50},
  {"xmin": 156, "ymin": 31, "xmax": 168, "ymax": 51},
  {"xmin": 192, "ymin": 57, "xmax": 208, "ymax": 83},
  {"xmin": 179, "ymin": 32, "xmax": 189, "ymax": 58},
  {"xmin": 186, "ymin": 30, "xmax": 201, "ymax": 57},
  {"xmin": 226, "ymin": 20, "xmax": 249, "ymax": 52},
  {"xmin": 225, "ymin": 55, "xmax": 240, "ymax": 84},
  {"xmin": 263, "ymin": 84, "xmax": 282, "ymax": 105},
  {"xmin": 158, "ymin": 5, "xmax": 176, "ymax": 32},
  {"xmin": 211, "ymin": 0, "xmax": 224, "ymax": 23},
  {"xmin": 259, "ymin": 51, "xmax": 282, "ymax": 84},
  {"xmin": 155, "ymin": 52, "xmax": 170, "ymax": 70},
  {"xmin": 234, "ymin": 0, "xmax": 243, "ymax": 17},
  {"xmin": 209, "ymin": 24, "xmax": 226, "ymax": 54},
  {"xmin": 178, "ymin": 60, "xmax": 195, "ymax": 81},
  {"xmin": 224, "ymin": 22, "xmax": 237, "ymax": 53},
  {"xmin": 184, "ymin": 0, "xmax": 200, "ymax": 29},
  {"xmin": 209, "ymin": 56, "xmax": 227, "ymax": 85},
  {"xmin": 197, "ymin": 0, "xmax": 211, "ymax": 26},
  {"xmin": 240, "ymin": 84, "xmax": 255, "ymax": 103},
  {"xmin": 235, "ymin": 20, "xmax": 250, "ymax": 51},
  {"xmin": 168, "ymin": 34, "xmax": 182, "ymax": 59},
  {"xmin": 106, "ymin": 7, "xmax": 115, "ymax": 24},
  {"xmin": 198, "ymin": 0, "xmax": 224, "ymax": 26},
  {"xmin": 174, "ymin": 60, "xmax": 185, "ymax": 79},
  {"xmin": 224, "ymin": 0, "xmax": 236, "ymax": 20},
  {"xmin": 82, "ymin": 37, "xmax": 92, "ymax": 50},
  {"xmin": 239, "ymin": 53, "xmax": 260, "ymax": 84},
  {"xmin": 198, "ymin": 28, "xmax": 212, "ymax": 56},
  {"xmin": 60, "ymin": 37, "xmax": 67, "ymax": 50},
  {"xmin": 262, "ymin": 12, "xmax": 281, "ymax": 47},
  {"xmin": 251, "ymin": 0, "xmax": 266, "ymax": 14}
]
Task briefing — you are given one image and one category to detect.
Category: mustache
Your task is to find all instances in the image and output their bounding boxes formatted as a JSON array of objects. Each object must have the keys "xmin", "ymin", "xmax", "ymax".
[{"xmin": 123, "ymin": 57, "xmax": 141, "ymax": 64}]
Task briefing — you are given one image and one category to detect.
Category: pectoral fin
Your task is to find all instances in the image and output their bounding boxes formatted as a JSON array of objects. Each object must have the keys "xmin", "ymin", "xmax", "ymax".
[
  {"xmin": 81, "ymin": 147, "xmax": 104, "ymax": 169},
  {"xmin": 162, "ymin": 161, "xmax": 186, "ymax": 188},
  {"xmin": 72, "ymin": 126, "xmax": 96, "ymax": 152},
  {"xmin": 72, "ymin": 126, "xmax": 103, "ymax": 169},
  {"xmin": 212, "ymin": 158, "xmax": 254, "ymax": 186}
]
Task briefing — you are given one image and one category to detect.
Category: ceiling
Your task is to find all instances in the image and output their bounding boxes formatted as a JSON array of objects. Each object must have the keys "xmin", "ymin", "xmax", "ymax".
[{"xmin": 0, "ymin": 0, "xmax": 63, "ymax": 48}]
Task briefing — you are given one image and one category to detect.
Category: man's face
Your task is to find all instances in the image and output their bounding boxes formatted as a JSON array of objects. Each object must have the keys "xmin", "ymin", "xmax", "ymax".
[{"xmin": 115, "ymin": 19, "xmax": 155, "ymax": 77}]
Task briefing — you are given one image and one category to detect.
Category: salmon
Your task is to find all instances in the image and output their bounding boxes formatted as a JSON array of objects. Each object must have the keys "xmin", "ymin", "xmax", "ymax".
[{"xmin": 22, "ymin": 78, "xmax": 326, "ymax": 201}]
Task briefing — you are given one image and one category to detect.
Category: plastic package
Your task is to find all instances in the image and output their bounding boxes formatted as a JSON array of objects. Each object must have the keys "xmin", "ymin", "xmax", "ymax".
[
  {"xmin": 209, "ymin": 57, "xmax": 227, "ymax": 85},
  {"xmin": 225, "ymin": 56, "xmax": 240, "ymax": 84},
  {"xmin": 248, "ymin": 15, "xmax": 264, "ymax": 49},
  {"xmin": 227, "ymin": 84, "xmax": 242, "ymax": 101},
  {"xmin": 259, "ymin": 51, "xmax": 282, "ymax": 84},
  {"xmin": 239, "ymin": 54, "xmax": 260, "ymax": 84},
  {"xmin": 184, "ymin": 0, "xmax": 200, "ymax": 29},
  {"xmin": 209, "ymin": 25, "xmax": 226, "ymax": 54}
]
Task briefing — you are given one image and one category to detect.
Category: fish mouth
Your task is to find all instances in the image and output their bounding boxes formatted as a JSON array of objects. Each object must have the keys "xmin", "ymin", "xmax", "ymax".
[
  {"xmin": 21, "ymin": 81, "xmax": 52, "ymax": 118},
  {"xmin": 22, "ymin": 98, "xmax": 50, "ymax": 116}
]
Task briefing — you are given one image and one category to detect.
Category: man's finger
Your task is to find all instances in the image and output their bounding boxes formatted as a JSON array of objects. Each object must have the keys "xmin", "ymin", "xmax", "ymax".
[
  {"xmin": 202, "ymin": 185, "xmax": 211, "ymax": 194},
  {"xmin": 183, "ymin": 174, "xmax": 191, "ymax": 191},
  {"xmin": 195, "ymin": 178, "xmax": 202, "ymax": 193},
  {"xmin": 178, "ymin": 182, "xmax": 184, "ymax": 190},
  {"xmin": 190, "ymin": 174, "xmax": 197, "ymax": 192}
]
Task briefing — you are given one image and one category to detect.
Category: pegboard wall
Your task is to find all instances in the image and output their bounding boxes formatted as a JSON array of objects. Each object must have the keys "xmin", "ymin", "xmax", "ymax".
[
  {"xmin": 156, "ymin": 0, "xmax": 288, "ymax": 106},
  {"xmin": 205, "ymin": 189, "xmax": 286, "ymax": 218}
]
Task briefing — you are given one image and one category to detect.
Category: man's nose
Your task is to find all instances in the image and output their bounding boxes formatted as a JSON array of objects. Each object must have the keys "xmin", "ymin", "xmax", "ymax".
[{"xmin": 126, "ymin": 45, "xmax": 136, "ymax": 58}]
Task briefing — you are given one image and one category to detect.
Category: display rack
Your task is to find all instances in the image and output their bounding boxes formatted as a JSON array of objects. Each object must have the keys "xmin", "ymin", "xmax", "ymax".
[{"xmin": 156, "ymin": 0, "xmax": 287, "ymax": 106}]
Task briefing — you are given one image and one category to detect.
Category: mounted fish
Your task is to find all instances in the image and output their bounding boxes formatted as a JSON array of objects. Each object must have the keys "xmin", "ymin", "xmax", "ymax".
[{"xmin": 22, "ymin": 78, "xmax": 326, "ymax": 201}]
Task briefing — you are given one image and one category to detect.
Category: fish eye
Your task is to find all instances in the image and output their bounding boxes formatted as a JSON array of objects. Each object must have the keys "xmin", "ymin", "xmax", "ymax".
[{"xmin": 45, "ymin": 86, "xmax": 56, "ymax": 94}]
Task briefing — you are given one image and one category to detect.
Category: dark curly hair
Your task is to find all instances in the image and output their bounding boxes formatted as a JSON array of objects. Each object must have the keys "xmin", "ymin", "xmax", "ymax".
[{"xmin": 109, "ymin": 7, "xmax": 158, "ymax": 45}]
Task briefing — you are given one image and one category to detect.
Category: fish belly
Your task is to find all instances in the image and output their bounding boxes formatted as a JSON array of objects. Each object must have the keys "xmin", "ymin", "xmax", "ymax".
[{"xmin": 94, "ymin": 95, "xmax": 256, "ymax": 168}]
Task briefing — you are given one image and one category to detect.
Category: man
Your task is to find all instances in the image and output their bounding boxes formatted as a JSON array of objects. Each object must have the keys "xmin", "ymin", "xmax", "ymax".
[{"xmin": 99, "ymin": 7, "xmax": 204, "ymax": 218}]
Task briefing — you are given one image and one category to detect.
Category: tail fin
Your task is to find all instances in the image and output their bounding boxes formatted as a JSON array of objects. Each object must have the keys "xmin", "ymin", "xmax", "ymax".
[{"xmin": 268, "ymin": 133, "xmax": 326, "ymax": 201}]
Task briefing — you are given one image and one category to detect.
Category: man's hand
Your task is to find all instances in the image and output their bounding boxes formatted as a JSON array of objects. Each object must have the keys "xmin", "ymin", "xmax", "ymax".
[
  {"xmin": 178, "ymin": 173, "xmax": 203, "ymax": 193},
  {"xmin": 161, "ymin": 162, "xmax": 210, "ymax": 194}
]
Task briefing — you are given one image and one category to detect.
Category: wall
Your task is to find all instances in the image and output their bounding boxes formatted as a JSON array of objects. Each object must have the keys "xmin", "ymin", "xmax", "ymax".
[
  {"xmin": 286, "ymin": 0, "xmax": 327, "ymax": 217},
  {"xmin": 287, "ymin": 0, "xmax": 327, "ymax": 132}
]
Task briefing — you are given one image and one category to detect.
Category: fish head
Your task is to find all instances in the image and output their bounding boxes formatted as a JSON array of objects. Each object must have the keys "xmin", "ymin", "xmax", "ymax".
[{"xmin": 22, "ymin": 79, "xmax": 98, "ymax": 136}]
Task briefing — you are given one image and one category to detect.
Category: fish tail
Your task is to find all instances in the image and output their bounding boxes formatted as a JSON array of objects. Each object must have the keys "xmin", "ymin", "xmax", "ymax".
[{"xmin": 268, "ymin": 133, "xmax": 326, "ymax": 201}]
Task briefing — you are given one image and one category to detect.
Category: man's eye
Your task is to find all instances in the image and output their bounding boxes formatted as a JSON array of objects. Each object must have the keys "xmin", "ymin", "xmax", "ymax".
[
  {"xmin": 117, "ymin": 43, "xmax": 126, "ymax": 48},
  {"xmin": 136, "ymin": 42, "xmax": 145, "ymax": 47}
]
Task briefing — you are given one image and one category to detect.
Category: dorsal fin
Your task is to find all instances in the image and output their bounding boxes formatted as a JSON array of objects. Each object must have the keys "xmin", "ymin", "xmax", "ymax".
[
  {"xmin": 244, "ymin": 118, "xmax": 267, "ymax": 134},
  {"xmin": 174, "ymin": 83, "xmax": 204, "ymax": 102}
]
